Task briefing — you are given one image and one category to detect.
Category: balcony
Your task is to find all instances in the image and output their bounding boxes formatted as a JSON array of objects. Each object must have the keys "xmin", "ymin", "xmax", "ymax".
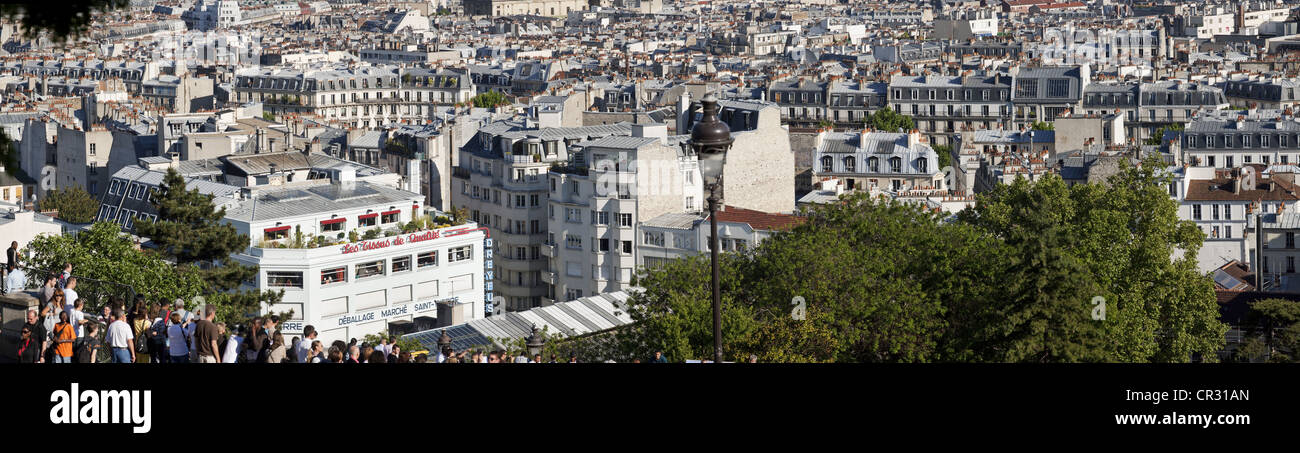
[
  {"xmin": 452, "ymin": 167, "xmax": 470, "ymax": 179},
  {"xmin": 540, "ymin": 243, "xmax": 555, "ymax": 257},
  {"xmin": 541, "ymin": 270, "xmax": 556, "ymax": 285}
]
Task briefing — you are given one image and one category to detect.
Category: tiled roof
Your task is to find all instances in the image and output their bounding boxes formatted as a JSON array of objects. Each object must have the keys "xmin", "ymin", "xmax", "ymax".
[{"xmin": 710, "ymin": 205, "xmax": 805, "ymax": 231}]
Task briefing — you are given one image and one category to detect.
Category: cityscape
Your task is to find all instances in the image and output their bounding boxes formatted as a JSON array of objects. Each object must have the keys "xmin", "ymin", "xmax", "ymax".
[{"xmin": 0, "ymin": 0, "xmax": 1297, "ymax": 367}]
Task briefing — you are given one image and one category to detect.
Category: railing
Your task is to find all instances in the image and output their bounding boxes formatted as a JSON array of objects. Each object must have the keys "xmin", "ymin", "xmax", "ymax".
[{"xmin": 8, "ymin": 265, "xmax": 138, "ymax": 315}]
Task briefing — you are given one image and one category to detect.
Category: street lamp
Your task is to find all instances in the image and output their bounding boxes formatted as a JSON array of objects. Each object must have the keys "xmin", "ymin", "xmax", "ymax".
[
  {"xmin": 525, "ymin": 324, "xmax": 545, "ymax": 358},
  {"xmin": 690, "ymin": 93, "xmax": 733, "ymax": 364}
]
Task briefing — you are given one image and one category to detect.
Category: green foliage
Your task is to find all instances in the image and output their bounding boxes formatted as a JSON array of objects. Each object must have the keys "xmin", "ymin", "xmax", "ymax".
[
  {"xmin": 1236, "ymin": 298, "xmax": 1300, "ymax": 362},
  {"xmin": 133, "ymin": 168, "xmax": 283, "ymax": 324},
  {"xmin": 262, "ymin": 111, "xmax": 275, "ymax": 122},
  {"xmin": 40, "ymin": 186, "xmax": 97, "ymax": 223},
  {"xmin": 362, "ymin": 228, "xmax": 380, "ymax": 240},
  {"xmin": 348, "ymin": 230, "xmax": 360, "ymax": 242},
  {"xmin": 570, "ymin": 161, "xmax": 1226, "ymax": 362},
  {"xmin": 1029, "ymin": 120, "xmax": 1055, "ymax": 131},
  {"xmin": 363, "ymin": 331, "xmax": 422, "ymax": 354},
  {"xmin": 24, "ymin": 222, "xmax": 207, "ymax": 313},
  {"xmin": 867, "ymin": 107, "xmax": 915, "ymax": 132},
  {"xmin": 817, "ymin": 119, "xmax": 834, "ymax": 129},
  {"xmin": 470, "ymin": 91, "xmax": 511, "ymax": 108},
  {"xmin": 932, "ymin": 144, "xmax": 953, "ymax": 170},
  {"xmin": 1145, "ymin": 123, "xmax": 1185, "ymax": 146}
]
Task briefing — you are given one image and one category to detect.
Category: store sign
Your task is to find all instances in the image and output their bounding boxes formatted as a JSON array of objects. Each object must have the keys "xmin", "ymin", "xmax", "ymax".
[
  {"xmin": 484, "ymin": 237, "xmax": 494, "ymax": 316},
  {"xmin": 281, "ymin": 321, "xmax": 304, "ymax": 335},
  {"xmin": 339, "ymin": 227, "xmax": 483, "ymax": 255},
  {"xmin": 333, "ymin": 296, "xmax": 459, "ymax": 327}
]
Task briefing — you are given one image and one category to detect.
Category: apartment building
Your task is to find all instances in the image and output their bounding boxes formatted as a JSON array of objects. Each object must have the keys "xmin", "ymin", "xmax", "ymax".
[
  {"xmin": 1011, "ymin": 65, "xmax": 1089, "ymax": 124},
  {"xmin": 1222, "ymin": 75, "xmax": 1300, "ymax": 110},
  {"xmin": 1174, "ymin": 165, "xmax": 1300, "ymax": 274},
  {"xmin": 1082, "ymin": 81, "xmax": 1228, "ymax": 141},
  {"xmin": 812, "ymin": 129, "xmax": 945, "ymax": 192},
  {"xmin": 638, "ymin": 206, "xmax": 805, "ymax": 269},
  {"xmin": 232, "ymin": 66, "xmax": 475, "ymax": 128},
  {"xmin": 453, "ymin": 117, "xmax": 634, "ymax": 313},
  {"xmin": 888, "ymin": 72, "xmax": 1013, "ymax": 146},
  {"xmin": 1181, "ymin": 117, "xmax": 1300, "ymax": 169}
]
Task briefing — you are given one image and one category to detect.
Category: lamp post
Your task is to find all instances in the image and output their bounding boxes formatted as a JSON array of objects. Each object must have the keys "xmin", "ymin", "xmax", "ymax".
[
  {"xmin": 526, "ymin": 324, "xmax": 545, "ymax": 359},
  {"xmin": 689, "ymin": 93, "xmax": 733, "ymax": 363}
]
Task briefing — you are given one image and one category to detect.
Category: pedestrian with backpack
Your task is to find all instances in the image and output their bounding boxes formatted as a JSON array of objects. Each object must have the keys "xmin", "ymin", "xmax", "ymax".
[{"xmin": 76, "ymin": 323, "xmax": 101, "ymax": 363}]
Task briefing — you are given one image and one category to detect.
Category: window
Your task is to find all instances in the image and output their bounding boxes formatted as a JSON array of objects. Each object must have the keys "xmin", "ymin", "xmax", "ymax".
[
  {"xmin": 355, "ymin": 260, "xmax": 385, "ymax": 279},
  {"xmin": 381, "ymin": 211, "xmax": 400, "ymax": 224},
  {"xmin": 1225, "ymin": 226, "xmax": 1232, "ymax": 239},
  {"xmin": 1192, "ymin": 205, "xmax": 1201, "ymax": 220},
  {"xmin": 392, "ymin": 255, "xmax": 411, "ymax": 273},
  {"xmin": 844, "ymin": 156, "xmax": 856, "ymax": 172},
  {"xmin": 359, "ymin": 214, "xmax": 377, "ymax": 227},
  {"xmin": 321, "ymin": 218, "xmax": 345, "ymax": 232},
  {"xmin": 821, "ymin": 155, "xmax": 833, "ymax": 172},
  {"xmin": 597, "ymin": 238, "xmax": 610, "ymax": 252},
  {"xmin": 418, "ymin": 250, "xmax": 438, "ymax": 268},
  {"xmin": 917, "ymin": 158, "xmax": 928, "ymax": 173},
  {"xmin": 622, "ymin": 240, "xmax": 632, "ymax": 254},
  {"xmin": 566, "ymin": 261, "xmax": 582, "ymax": 277},
  {"xmin": 1212, "ymin": 204, "xmax": 1220, "ymax": 220},
  {"xmin": 267, "ymin": 271, "xmax": 303, "ymax": 288},
  {"xmin": 1016, "ymin": 79, "xmax": 1038, "ymax": 98},
  {"xmin": 264, "ymin": 226, "xmax": 290, "ymax": 241},
  {"xmin": 565, "ymin": 208, "xmax": 582, "ymax": 223},
  {"xmin": 515, "ymin": 195, "xmax": 526, "ymax": 207},
  {"xmin": 868, "ymin": 157, "xmax": 879, "ymax": 172},
  {"xmin": 449, "ymin": 245, "xmax": 472, "ymax": 262},
  {"xmin": 530, "ymin": 194, "xmax": 539, "ymax": 206},
  {"xmin": 644, "ymin": 231, "xmax": 665, "ymax": 246},
  {"xmin": 1224, "ymin": 205, "xmax": 1232, "ymax": 220},
  {"xmin": 1288, "ymin": 232, "xmax": 1295, "ymax": 249},
  {"xmin": 595, "ymin": 211, "xmax": 609, "ymax": 225},
  {"xmin": 321, "ymin": 267, "xmax": 346, "ymax": 285},
  {"xmin": 889, "ymin": 157, "xmax": 902, "ymax": 173},
  {"xmin": 619, "ymin": 213, "xmax": 632, "ymax": 227}
]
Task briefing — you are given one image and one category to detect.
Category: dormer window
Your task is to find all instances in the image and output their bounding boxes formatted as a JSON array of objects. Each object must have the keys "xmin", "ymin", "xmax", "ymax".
[{"xmin": 821, "ymin": 155, "xmax": 833, "ymax": 172}]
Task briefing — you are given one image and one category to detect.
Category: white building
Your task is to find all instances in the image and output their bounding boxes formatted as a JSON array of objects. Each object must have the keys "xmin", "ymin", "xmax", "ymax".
[
  {"xmin": 637, "ymin": 206, "xmax": 804, "ymax": 268},
  {"xmin": 224, "ymin": 172, "xmax": 488, "ymax": 344}
]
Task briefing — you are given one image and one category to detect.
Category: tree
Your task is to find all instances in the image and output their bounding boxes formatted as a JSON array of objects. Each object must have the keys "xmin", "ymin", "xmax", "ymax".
[
  {"xmin": 470, "ymin": 91, "xmax": 511, "ymax": 108},
  {"xmin": 1029, "ymin": 120, "xmax": 1054, "ymax": 131},
  {"xmin": 867, "ymin": 107, "xmax": 915, "ymax": 132},
  {"xmin": 1145, "ymin": 123, "xmax": 1185, "ymax": 146},
  {"xmin": 932, "ymin": 144, "xmax": 953, "ymax": 170},
  {"xmin": 957, "ymin": 162, "xmax": 1226, "ymax": 362},
  {"xmin": 262, "ymin": 111, "xmax": 275, "ymax": 122},
  {"xmin": 39, "ymin": 186, "xmax": 97, "ymax": 223},
  {"xmin": 133, "ymin": 168, "xmax": 284, "ymax": 323},
  {"xmin": 1236, "ymin": 298, "xmax": 1300, "ymax": 362},
  {"xmin": 24, "ymin": 222, "xmax": 207, "ymax": 312}
]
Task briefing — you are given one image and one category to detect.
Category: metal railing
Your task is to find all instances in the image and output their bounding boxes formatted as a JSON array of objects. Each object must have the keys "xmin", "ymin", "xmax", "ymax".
[{"xmin": 7, "ymin": 265, "xmax": 137, "ymax": 314}]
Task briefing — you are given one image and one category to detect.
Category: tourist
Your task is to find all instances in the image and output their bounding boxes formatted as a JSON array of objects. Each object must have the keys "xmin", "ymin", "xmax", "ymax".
[
  {"xmin": 17, "ymin": 325, "xmax": 40, "ymax": 363},
  {"xmin": 106, "ymin": 309, "xmax": 135, "ymax": 363},
  {"xmin": 264, "ymin": 331, "xmax": 286, "ymax": 363},
  {"xmin": 295, "ymin": 325, "xmax": 316, "ymax": 363},
  {"xmin": 61, "ymin": 278, "xmax": 79, "ymax": 311},
  {"xmin": 222, "ymin": 324, "xmax": 244, "ymax": 363},
  {"xmin": 76, "ymin": 323, "xmax": 101, "ymax": 364},
  {"xmin": 56, "ymin": 263, "xmax": 71, "ymax": 289},
  {"xmin": 132, "ymin": 304, "xmax": 153, "ymax": 363},
  {"xmin": 167, "ymin": 312, "xmax": 192, "ymax": 363},
  {"xmin": 193, "ymin": 305, "xmax": 221, "ymax": 363},
  {"xmin": 307, "ymin": 340, "xmax": 324, "ymax": 363},
  {"xmin": 51, "ymin": 310, "xmax": 75, "ymax": 363},
  {"xmin": 39, "ymin": 275, "xmax": 56, "ymax": 306},
  {"xmin": 346, "ymin": 345, "xmax": 360, "ymax": 363},
  {"xmin": 4, "ymin": 263, "xmax": 25, "ymax": 294}
]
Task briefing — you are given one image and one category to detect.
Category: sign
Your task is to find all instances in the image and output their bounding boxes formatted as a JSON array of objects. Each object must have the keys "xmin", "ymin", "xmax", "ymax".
[
  {"xmin": 338, "ymin": 227, "xmax": 484, "ymax": 255},
  {"xmin": 281, "ymin": 321, "xmax": 305, "ymax": 335},
  {"xmin": 484, "ymin": 234, "xmax": 494, "ymax": 317},
  {"xmin": 330, "ymin": 296, "xmax": 458, "ymax": 327}
]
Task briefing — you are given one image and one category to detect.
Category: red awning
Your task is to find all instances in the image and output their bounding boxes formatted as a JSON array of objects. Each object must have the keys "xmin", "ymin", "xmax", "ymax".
[
  {"xmin": 320, "ymin": 218, "xmax": 346, "ymax": 225},
  {"xmin": 381, "ymin": 210, "xmax": 401, "ymax": 216},
  {"xmin": 359, "ymin": 213, "xmax": 378, "ymax": 219},
  {"xmin": 264, "ymin": 225, "xmax": 291, "ymax": 233}
]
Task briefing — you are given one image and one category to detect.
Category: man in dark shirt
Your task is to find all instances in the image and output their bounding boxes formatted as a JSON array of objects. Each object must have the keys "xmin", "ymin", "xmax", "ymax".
[
  {"xmin": 193, "ymin": 306, "xmax": 221, "ymax": 363},
  {"xmin": 21, "ymin": 309, "xmax": 45, "ymax": 363},
  {"xmin": 17, "ymin": 325, "xmax": 40, "ymax": 363}
]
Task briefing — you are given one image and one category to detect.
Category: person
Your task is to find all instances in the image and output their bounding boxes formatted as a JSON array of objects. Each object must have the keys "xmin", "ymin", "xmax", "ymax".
[
  {"xmin": 56, "ymin": 263, "xmax": 71, "ymax": 289},
  {"xmin": 568, "ymin": 355, "xmax": 578, "ymax": 363},
  {"xmin": 76, "ymin": 323, "xmax": 101, "ymax": 364},
  {"xmin": 61, "ymin": 278, "xmax": 79, "ymax": 311},
  {"xmin": 245, "ymin": 317, "xmax": 264, "ymax": 362},
  {"xmin": 166, "ymin": 312, "xmax": 192, "ymax": 363},
  {"xmin": 222, "ymin": 324, "xmax": 243, "ymax": 363},
  {"xmin": 359, "ymin": 344, "xmax": 374, "ymax": 363},
  {"xmin": 388, "ymin": 344, "xmax": 402, "ymax": 363},
  {"xmin": 148, "ymin": 308, "xmax": 169, "ymax": 363},
  {"xmin": 6, "ymin": 240, "xmax": 18, "ymax": 269},
  {"xmin": 327, "ymin": 346, "xmax": 344, "ymax": 363},
  {"xmin": 193, "ymin": 305, "xmax": 221, "ymax": 363},
  {"xmin": 307, "ymin": 340, "xmax": 324, "ymax": 363},
  {"xmin": 414, "ymin": 353, "xmax": 427, "ymax": 363},
  {"xmin": 17, "ymin": 325, "xmax": 41, "ymax": 363},
  {"xmin": 295, "ymin": 325, "xmax": 317, "ymax": 363},
  {"xmin": 264, "ymin": 331, "xmax": 286, "ymax": 363},
  {"xmin": 97, "ymin": 305, "xmax": 111, "ymax": 326},
  {"xmin": 40, "ymin": 292, "xmax": 62, "ymax": 362},
  {"xmin": 652, "ymin": 351, "xmax": 667, "ymax": 363},
  {"xmin": 368, "ymin": 349, "xmax": 387, "ymax": 363},
  {"xmin": 532, "ymin": 354, "xmax": 542, "ymax": 363},
  {"xmin": 347, "ymin": 345, "xmax": 361, "ymax": 363},
  {"xmin": 131, "ymin": 304, "xmax": 152, "ymax": 363},
  {"xmin": 106, "ymin": 309, "xmax": 135, "ymax": 363},
  {"xmin": 39, "ymin": 275, "xmax": 56, "ymax": 306},
  {"xmin": 171, "ymin": 298, "xmax": 192, "ymax": 325},
  {"xmin": 748, "ymin": 354, "xmax": 758, "ymax": 363},
  {"xmin": 4, "ymin": 263, "xmax": 25, "ymax": 293},
  {"xmin": 67, "ymin": 298, "xmax": 88, "ymax": 349},
  {"xmin": 51, "ymin": 311, "xmax": 75, "ymax": 363}
]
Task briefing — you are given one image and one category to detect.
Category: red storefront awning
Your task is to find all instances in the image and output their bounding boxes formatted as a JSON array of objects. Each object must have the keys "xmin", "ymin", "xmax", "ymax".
[
  {"xmin": 321, "ymin": 218, "xmax": 346, "ymax": 225},
  {"xmin": 264, "ymin": 225, "xmax": 291, "ymax": 233}
]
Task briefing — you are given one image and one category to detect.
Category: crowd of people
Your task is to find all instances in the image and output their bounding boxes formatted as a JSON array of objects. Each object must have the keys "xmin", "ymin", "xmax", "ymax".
[{"xmin": 14, "ymin": 264, "xmax": 714, "ymax": 364}]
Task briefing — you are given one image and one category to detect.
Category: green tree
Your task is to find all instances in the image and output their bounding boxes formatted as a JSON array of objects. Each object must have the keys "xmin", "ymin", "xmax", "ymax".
[
  {"xmin": 1236, "ymin": 298, "xmax": 1300, "ymax": 362},
  {"xmin": 932, "ymin": 144, "xmax": 953, "ymax": 170},
  {"xmin": 867, "ymin": 107, "xmax": 915, "ymax": 132},
  {"xmin": 470, "ymin": 91, "xmax": 511, "ymax": 108},
  {"xmin": 1144, "ymin": 123, "xmax": 1185, "ymax": 146},
  {"xmin": 39, "ymin": 186, "xmax": 97, "ymax": 223},
  {"xmin": 958, "ymin": 163, "xmax": 1226, "ymax": 362},
  {"xmin": 262, "ymin": 111, "xmax": 275, "ymax": 122},
  {"xmin": 133, "ymin": 168, "xmax": 284, "ymax": 323},
  {"xmin": 1029, "ymin": 120, "xmax": 1055, "ymax": 131},
  {"xmin": 23, "ymin": 222, "xmax": 207, "ymax": 311}
]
